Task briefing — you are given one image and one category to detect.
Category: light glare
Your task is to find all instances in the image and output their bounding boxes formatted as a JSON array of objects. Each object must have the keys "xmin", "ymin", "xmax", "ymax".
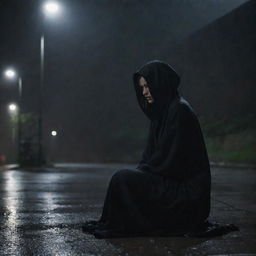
[
  {"xmin": 8, "ymin": 104, "xmax": 17, "ymax": 112},
  {"xmin": 44, "ymin": 2, "xmax": 60, "ymax": 15},
  {"xmin": 51, "ymin": 131, "xmax": 57, "ymax": 136},
  {"xmin": 5, "ymin": 69, "xmax": 16, "ymax": 79}
]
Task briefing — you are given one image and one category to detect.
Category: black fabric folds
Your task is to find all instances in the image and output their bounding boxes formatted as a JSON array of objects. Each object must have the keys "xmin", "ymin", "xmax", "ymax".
[{"xmin": 82, "ymin": 60, "xmax": 238, "ymax": 238}]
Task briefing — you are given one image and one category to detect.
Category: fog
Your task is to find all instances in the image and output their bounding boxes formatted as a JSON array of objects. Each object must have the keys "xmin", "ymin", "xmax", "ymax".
[{"xmin": 0, "ymin": 0, "xmax": 254, "ymax": 163}]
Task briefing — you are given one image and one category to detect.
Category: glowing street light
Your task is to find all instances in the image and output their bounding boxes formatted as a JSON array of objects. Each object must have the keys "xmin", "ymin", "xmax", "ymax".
[
  {"xmin": 8, "ymin": 103, "xmax": 18, "ymax": 113},
  {"xmin": 7, "ymin": 103, "xmax": 18, "ymax": 152},
  {"xmin": 4, "ymin": 68, "xmax": 23, "ymax": 165},
  {"xmin": 43, "ymin": 1, "xmax": 61, "ymax": 17},
  {"xmin": 50, "ymin": 130, "xmax": 57, "ymax": 163},
  {"xmin": 4, "ymin": 69, "xmax": 16, "ymax": 79},
  {"xmin": 4, "ymin": 68, "xmax": 22, "ymax": 96},
  {"xmin": 38, "ymin": 1, "xmax": 62, "ymax": 165},
  {"xmin": 51, "ymin": 130, "xmax": 57, "ymax": 136}
]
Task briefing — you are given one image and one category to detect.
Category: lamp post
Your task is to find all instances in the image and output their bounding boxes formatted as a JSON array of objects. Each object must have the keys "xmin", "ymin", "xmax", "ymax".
[
  {"xmin": 7, "ymin": 103, "xmax": 18, "ymax": 158},
  {"xmin": 4, "ymin": 69, "xmax": 22, "ymax": 164},
  {"xmin": 4, "ymin": 69, "xmax": 22, "ymax": 101},
  {"xmin": 39, "ymin": 1, "xmax": 61, "ymax": 165},
  {"xmin": 49, "ymin": 130, "xmax": 58, "ymax": 163}
]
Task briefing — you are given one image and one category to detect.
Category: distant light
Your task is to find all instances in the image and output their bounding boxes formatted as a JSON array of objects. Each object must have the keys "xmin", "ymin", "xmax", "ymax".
[
  {"xmin": 8, "ymin": 103, "xmax": 17, "ymax": 113},
  {"xmin": 4, "ymin": 69, "xmax": 16, "ymax": 79},
  {"xmin": 43, "ymin": 1, "xmax": 60, "ymax": 16},
  {"xmin": 51, "ymin": 130, "xmax": 57, "ymax": 136}
]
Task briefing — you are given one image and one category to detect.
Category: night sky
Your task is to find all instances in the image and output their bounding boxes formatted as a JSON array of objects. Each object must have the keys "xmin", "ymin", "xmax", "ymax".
[{"xmin": 0, "ymin": 0, "xmax": 251, "ymax": 162}]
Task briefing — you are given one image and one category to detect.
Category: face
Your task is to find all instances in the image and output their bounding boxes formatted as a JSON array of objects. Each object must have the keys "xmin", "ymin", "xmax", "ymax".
[{"xmin": 138, "ymin": 76, "xmax": 154, "ymax": 104}]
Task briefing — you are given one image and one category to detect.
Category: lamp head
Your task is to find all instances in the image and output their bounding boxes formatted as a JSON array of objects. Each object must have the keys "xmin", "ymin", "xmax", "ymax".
[
  {"xmin": 43, "ymin": 1, "xmax": 60, "ymax": 17},
  {"xmin": 4, "ymin": 69, "xmax": 16, "ymax": 79}
]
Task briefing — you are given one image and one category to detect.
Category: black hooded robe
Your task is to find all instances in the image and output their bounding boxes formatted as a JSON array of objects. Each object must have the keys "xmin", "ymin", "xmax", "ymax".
[{"xmin": 82, "ymin": 61, "xmax": 236, "ymax": 238}]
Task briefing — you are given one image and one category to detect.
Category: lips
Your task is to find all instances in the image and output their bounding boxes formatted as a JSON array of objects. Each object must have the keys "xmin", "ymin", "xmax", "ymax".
[{"xmin": 145, "ymin": 97, "xmax": 153, "ymax": 103}]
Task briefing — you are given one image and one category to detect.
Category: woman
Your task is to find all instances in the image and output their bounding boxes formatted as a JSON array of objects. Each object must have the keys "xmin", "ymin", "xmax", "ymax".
[{"xmin": 82, "ymin": 60, "xmax": 236, "ymax": 238}]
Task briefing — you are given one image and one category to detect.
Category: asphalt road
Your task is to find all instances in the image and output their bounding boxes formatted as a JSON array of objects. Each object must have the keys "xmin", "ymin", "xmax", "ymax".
[{"xmin": 0, "ymin": 163, "xmax": 255, "ymax": 256}]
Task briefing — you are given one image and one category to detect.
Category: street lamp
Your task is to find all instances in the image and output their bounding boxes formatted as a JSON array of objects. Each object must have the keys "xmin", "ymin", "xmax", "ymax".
[
  {"xmin": 4, "ymin": 69, "xmax": 23, "ymax": 164},
  {"xmin": 7, "ymin": 103, "xmax": 18, "ymax": 151},
  {"xmin": 4, "ymin": 69, "xmax": 22, "ymax": 102},
  {"xmin": 5, "ymin": 69, "xmax": 16, "ymax": 79},
  {"xmin": 38, "ymin": 1, "xmax": 61, "ymax": 165},
  {"xmin": 50, "ymin": 130, "xmax": 58, "ymax": 163},
  {"xmin": 51, "ymin": 130, "xmax": 57, "ymax": 136},
  {"xmin": 8, "ymin": 103, "xmax": 18, "ymax": 113},
  {"xmin": 43, "ymin": 2, "xmax": 61, "ymax": 17}
]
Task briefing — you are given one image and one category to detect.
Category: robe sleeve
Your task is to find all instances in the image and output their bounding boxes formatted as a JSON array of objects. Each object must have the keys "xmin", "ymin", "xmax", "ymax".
[
  {"xmin": 140, "ymin": 104, "xmax": 195, "ymax": 180},
  {"xmin": 136, "ymin": 122, "xmax": 155, "ymax": 172}
]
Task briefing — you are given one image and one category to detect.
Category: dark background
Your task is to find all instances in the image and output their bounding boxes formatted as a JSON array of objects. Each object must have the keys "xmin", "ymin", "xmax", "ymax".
[{"xmin": 0, "ymin": 0, "xmax": 255, "ymax": 163}]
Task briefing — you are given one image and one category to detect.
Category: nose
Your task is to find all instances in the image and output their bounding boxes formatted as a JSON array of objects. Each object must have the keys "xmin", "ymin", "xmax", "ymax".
[{"xmin": 143, "ymin": 87, "xmax": 148, "ymax": 96}]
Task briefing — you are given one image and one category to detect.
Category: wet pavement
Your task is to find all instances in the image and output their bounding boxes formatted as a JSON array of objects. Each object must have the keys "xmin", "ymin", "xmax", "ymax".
[{"xmin": 0, "ymin": 163, "xmax": 255, "ymax": 256}]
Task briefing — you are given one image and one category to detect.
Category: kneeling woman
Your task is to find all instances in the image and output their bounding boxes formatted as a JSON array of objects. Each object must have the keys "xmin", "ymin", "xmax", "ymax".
[{"xmin": 83, "ymin": 60, "xmax": 212, "ymax": 238}]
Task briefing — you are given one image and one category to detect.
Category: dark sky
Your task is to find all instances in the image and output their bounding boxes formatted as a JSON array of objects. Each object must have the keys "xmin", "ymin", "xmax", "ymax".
[{"xmin": 0, "ymin": 0, "xmax": 250, "ymax": 162}]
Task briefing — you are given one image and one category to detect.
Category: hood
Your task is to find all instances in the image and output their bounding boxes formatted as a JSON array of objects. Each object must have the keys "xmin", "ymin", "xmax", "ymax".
[{"xmin": 133, "ymin": 60, "xmax": 180, "ymax": 120}]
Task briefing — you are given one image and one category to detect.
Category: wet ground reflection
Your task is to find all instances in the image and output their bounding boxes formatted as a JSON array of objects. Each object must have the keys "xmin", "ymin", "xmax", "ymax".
[
  {"xmin": 0, "ymin": 165, "xmax": 255, "ymax": 255},
  {"xmin": 2, "ymin": 171, "xmax": 22, "ymax": 255}
]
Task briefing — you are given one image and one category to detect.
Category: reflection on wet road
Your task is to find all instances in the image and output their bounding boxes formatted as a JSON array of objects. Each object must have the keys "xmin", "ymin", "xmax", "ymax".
[{"xmin": 0, "ymin": 163, "xmax": 255, "ymax": 255}]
